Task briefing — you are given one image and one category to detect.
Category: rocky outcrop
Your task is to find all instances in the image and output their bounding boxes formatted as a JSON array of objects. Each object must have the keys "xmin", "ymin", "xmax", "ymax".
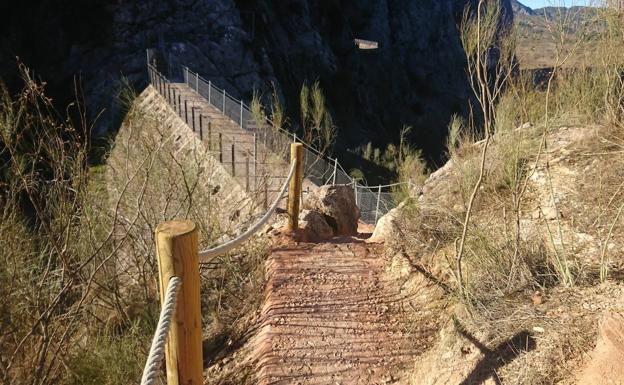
[
  {"xmin": 510, "ymin": 0, "xmax": 535, "ymax": 16},
  {"xmin": 0, "ymin": 0, "xmax": 512, "ymax": 162},
  {"xmin": 304, "ymin": 185, "xmax": 360, "ymax": 236}
]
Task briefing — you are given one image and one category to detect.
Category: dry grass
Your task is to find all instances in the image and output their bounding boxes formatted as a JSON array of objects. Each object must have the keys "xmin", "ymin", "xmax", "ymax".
[{"xmin": 0, "ymin": 68, "xmax": 272, "ymax": 385}]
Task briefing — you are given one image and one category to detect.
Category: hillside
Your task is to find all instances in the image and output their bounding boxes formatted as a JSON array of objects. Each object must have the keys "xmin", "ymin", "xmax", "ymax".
[
  {"xmin": 373, "ymin": 120, "xmax": 624, "ymax": 384},
  {"xmin": 513, "ymin": 1, "xmax": 604, "ymax": 68}
]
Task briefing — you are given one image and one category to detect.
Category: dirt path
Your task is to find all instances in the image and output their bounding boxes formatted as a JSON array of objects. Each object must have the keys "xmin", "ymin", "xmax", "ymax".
[{"xmin": 251, "ymin": 232, "xmax": 423, "ymax": 385}]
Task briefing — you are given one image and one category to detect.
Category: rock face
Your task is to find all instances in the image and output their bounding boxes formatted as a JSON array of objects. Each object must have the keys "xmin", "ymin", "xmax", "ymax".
[
  {"xmin": 510, "ymin": 0, "xmax": 535, "ymax": 16},
  {"xmin": 304, "ymin": 185, "xmax": 360, "ymax": 236},
  {"xmin": 0, "ymin": 0, "xmax": 512, "ymax": 162}
]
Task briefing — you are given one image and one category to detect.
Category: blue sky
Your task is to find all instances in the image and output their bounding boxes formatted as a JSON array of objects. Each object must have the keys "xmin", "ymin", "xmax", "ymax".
[{"xmin": 520, "ymin": 0, "xmax": 597, "ymax": 8}]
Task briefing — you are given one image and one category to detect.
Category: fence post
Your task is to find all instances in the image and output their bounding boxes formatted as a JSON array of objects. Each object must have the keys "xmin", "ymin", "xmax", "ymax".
[
  {"xmin": 178, "ymin": 94, "xmax": 182, "ymax": 116},
  {"xmin": 264, "ymin": 178, "xmax": 268, "ymax": 209},
  {"xmin": 332, "ymin": 158, "xmax": 338, "ymax": 185},
  {"xmin": 354, "ymin": 181, "xmax": 358, "ymax": 206},
  {"xmin": 231, "ymin": 142, "xmax": 236, "ymax": 176},
  {"xmin": 219, "ymin": 133, "xmax": 223, "ymax": 163},
  {"xmin": 239, "ymin": 100, "xmax": 243, "ymax": 127},
  {"xmin": 154, "ymin": 220, "xmax": 203, "ymax": 385},
  {"xmin": 195, "ymin": 72, "xmax": 199, "ymax": 92},
  {"xmin": 375, "ymin": 185, "xmax": 382, "ymax": 224},
  {"xmin": 208, "ymin": 122, "xmax": 213, "ymax": 150},
  {"xmin": 184, "ymin": 66, "xmax": 189, "ymax": 85},
  {"xmin": 222, "ymin": 89, "xmax": 226, "ymax": 115},
  {"xmin": 287, "ymin": 143, "xmax": 304, "ymax": 231},
  {"xmin": 253, "ymin": 133, "xmax": 258, "ymax": 191},
  {"xmin": 208, "ymin": 80, "xmax": 211, "ymax": 106},
  {"xmin": 184, "ymin": 100, "xmax": 188, "ymax": 123},
  {"xmin": 245, "ymin": 154, "xmax": 250, "ymax": 192},
  {"xmin": 199, "ymin": 114, "xmax": 203, "ymax": 140},
  {"xmin": 172, "ymin": 89, "xmax": 177, "ymax": 111},
  {"xmin": 191, "ymin": 106, "xmax": 196, "ymax": 132}
]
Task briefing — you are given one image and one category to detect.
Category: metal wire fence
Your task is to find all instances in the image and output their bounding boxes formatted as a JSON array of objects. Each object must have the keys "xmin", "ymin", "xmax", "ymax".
[{"xmin": 148, "ymin": 62, "xmax": 407, "ymax": 224}]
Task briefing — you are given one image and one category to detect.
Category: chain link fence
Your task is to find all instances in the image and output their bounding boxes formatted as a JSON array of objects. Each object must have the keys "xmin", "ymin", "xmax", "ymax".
[{"xmin": 148, "ymin": 60, "xmax": 407, "ymax": 224}]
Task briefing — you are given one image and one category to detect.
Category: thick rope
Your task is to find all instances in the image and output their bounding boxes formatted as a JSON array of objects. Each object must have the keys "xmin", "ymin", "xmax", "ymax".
[
  {"xmin": 198, "ymin": 160, "xmax": 296, "ymax": 262},
  {"xmin": 140, "ymin": 276, "xmax": 182, "ymax": 385}
]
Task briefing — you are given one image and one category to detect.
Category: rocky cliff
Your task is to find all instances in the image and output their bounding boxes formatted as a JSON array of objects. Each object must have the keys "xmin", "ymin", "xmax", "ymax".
[{"xmin": 0, "ymin": 0, "xmax": 512, "ymax": 164}]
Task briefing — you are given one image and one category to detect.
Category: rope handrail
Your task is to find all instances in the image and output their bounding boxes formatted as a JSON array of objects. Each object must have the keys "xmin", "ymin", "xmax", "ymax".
[
  {"xmin": 140, "ymin": 276, "xmax": 182, "ymax": 385},
  {"xmin": 198, "ymin": 160, "xmax": 296, "ymax": 262}
]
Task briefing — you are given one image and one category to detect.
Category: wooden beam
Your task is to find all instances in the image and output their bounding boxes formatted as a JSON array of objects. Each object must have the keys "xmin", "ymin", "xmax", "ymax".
[{"xmin": 155, "ymin": 220, "xmax": 203, "ymax": 385}]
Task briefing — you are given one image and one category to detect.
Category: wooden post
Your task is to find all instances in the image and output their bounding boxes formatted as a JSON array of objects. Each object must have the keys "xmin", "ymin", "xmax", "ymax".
[
  {"xmin": 184, "ymin": 100, "xmax": 188, "ymax": 123},
  {"xmin": 287, "ymin": 143, "xmax": 304, "ymax": 231},
  {"xmin": 172, "ymin": 89, "xmax": 177, "ymax": 111},
  {"xmin": 245, "ymin": 154, "xmax": 250, "ymax": 192},
  {"xmin": 208, "ymin": 122, "xmax": 212, "ymax": 150},
  {"xmin": 264, "ymin": 178, "xmax": 268, "ymax": 209},
  {"xmin": 199, "ymin": 114, "xmax": 203, "ymax": 140},
  {"xmin": 155, "ymin": 220, "xmax": 203, "ymax": 385},
  {"xmin": 177, "ymin": 94, "xmax": 182, "ymax": 116},
  {"xmin": 191, "ymin": 106, "xmax": 196, "ymax": 131},
  {"xmin": 219, "ymin": 133, "xmax": 223, "ymax": 162},
  {"xmin": 231, "ymin": 142, "xmax": 236, "ymax": 176},
  {"xmin": 253, "ymin": 133, "xmax": 258, "ymax": 191}
]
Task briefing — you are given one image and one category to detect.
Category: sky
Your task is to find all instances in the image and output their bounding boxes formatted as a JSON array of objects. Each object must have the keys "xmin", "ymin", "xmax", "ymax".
[{"xmin": 520, "ymin": 0, "xmax": 598, "ymax": 8}]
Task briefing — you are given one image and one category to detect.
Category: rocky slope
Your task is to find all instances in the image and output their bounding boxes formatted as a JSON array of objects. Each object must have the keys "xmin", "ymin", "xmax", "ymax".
[
  {"xmin": 0, "ymin": 0, "xmax": 511, "ymax": 164},
  {"xmin": 373, "ymin": 120, "xmax": 624, "ymax": 384}
]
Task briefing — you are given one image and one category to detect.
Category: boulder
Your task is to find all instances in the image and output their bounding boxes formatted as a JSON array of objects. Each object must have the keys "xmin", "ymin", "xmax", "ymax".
[
  {"xmin": 299, "ymin": 209, "xmax": 334, "ymax": 241},
  {"xmin": 370, "ymin": 201, "xmax": 405, "ymax": 243},
  {"xmin": 304, "ymin": 185, "xmax": 360, "ymax": 236}
]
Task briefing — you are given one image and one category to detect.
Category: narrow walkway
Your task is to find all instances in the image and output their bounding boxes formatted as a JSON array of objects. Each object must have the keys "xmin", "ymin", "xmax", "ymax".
[
  {"xmin": 168, "ymin": 83, "xmax": 314, "ymax": 204},
  {"xmin": 252, "ymin": 233, "xmax": 421, "ymax": 385}
]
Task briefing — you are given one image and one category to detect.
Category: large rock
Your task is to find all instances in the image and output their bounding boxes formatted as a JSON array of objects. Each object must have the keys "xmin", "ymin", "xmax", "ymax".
[
  {"xmin": 304, "ymin": 185, "xmax": 360, "ymax": 236},
  {"xmin": 370, "ymin": 200, "xmax": 406, "ymax": 243},
  {"xmin": 299, "ymin": 209, "xmax": 334, "ymax": 242}
]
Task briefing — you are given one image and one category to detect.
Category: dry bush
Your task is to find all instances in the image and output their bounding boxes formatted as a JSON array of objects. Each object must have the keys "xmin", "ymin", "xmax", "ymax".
[
  {"xmin": 0, "ymin": 68, "xmax": 270, "ymax": 385},
  {"xmin": 106, "ymin": 86, "xmax": 272, "ymax": 376},
  {"xmin": 0, "ymin": 65, "xmax": 143, "ymax": 385}
]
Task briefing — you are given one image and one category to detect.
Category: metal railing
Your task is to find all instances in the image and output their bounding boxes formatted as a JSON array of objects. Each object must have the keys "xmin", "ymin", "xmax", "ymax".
[{"xmin": 149, "ymin": 62, "xmax": 408, "ymax": 223}]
